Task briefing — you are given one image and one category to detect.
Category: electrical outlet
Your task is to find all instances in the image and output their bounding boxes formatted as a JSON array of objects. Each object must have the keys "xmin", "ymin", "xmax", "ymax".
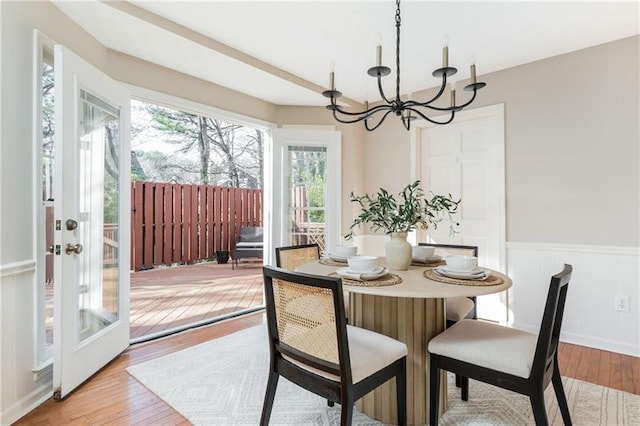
[{"xmin": 615, "ymin": 295, "xmax": 629, "ymax": 312}]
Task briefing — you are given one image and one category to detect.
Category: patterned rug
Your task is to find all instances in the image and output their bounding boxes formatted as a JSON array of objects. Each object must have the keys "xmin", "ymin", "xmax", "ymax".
[{"xmin": 127, "ymin": 325, "xmax": 640, "ymax": 425}]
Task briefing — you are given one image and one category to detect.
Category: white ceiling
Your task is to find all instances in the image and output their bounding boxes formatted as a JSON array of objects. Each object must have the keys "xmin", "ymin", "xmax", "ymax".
[{"xmin": 52, "ymin": 1, "xmax": 639, "ymax": 107}]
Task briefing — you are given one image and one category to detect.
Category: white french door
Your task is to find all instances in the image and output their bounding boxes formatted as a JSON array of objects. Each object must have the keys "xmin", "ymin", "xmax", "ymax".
[
  {"xmin": 269, "ymin": 129, "xmax": 341, "ymax": 263},
  {"xmin": 53, "ymin": 45, "xmax": 131, "ymax": 399}
]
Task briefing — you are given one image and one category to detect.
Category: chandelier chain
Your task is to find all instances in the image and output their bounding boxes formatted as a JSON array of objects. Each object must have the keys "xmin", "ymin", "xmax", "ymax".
[{"xmin": 395, "ymin": 0, "xmax": 401, "ymax": 103}]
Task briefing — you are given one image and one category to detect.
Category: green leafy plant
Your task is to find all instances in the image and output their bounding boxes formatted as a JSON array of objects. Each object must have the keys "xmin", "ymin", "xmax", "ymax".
[{"xmin": 345, "ymin": 180, "xmax": 460, "ymax": 239}]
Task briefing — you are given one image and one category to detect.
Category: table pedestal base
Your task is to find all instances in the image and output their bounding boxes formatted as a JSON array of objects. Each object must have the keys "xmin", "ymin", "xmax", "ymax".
[{"xmin": 350, "ymin": 293, "xmax": 447, "ymax": 426}]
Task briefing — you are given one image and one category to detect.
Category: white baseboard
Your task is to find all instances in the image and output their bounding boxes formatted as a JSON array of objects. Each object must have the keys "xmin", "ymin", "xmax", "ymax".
[
  {"xmin": 1, "ymin": 383, "xmax": 51, "ymax": 425},
  {"xmin": 513, "ymin": 321, "xmax": 640, "ymax": 357}
]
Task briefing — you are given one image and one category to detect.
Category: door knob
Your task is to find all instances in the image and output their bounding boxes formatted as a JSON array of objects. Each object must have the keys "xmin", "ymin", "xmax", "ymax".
[
  {"xmin": 65, "ymin": 219, "xmax": 78, "ymax": 231},
  {"xmin": 65, "ymin": 243, "xmax": 83, "ymax": 255}
]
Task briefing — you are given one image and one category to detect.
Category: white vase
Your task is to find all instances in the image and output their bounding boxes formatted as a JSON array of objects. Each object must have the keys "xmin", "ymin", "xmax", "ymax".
[{"xmin": 385, "ymin": 232, "xmax": 412, "ymax": 271}]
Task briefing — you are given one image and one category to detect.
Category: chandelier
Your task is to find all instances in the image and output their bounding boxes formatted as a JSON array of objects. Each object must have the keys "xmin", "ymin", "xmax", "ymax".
[{"xmin": 322, "ymin": 0, "xmax": 486, "ymax": 131}]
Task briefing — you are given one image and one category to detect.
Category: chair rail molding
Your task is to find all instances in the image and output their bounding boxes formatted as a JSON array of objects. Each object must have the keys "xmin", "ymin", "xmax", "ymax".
[
  {"xmin": 506, "ymin": 241, "xmax": 639, "ymax": 357},
  {"xmin": 0, "ymin": 259, "xmax": 36, "ymax": 278}
]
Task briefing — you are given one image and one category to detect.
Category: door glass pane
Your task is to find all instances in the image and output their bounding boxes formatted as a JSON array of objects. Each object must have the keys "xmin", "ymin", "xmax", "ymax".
[
  {"xmin": 77, "ymin": 89, "xmax": 120, "ymax": 342},
  {"xmin": 286, "ymin": 146, "xmax": 326, "ymax": 254},
  {"xmin": 42, "ymin": 61, "xmax": 55, "ymax": 350}
]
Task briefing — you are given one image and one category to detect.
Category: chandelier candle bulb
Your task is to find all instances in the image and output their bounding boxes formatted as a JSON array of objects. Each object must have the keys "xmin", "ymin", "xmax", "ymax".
[
  {"xmin": 329, "ymin": 71, "xmax": 335, "ymax": 91},
  {"xmin": 442, "ymin": 45, "xmax": 449, "ymax": 68},
  {"xmin": 451, "ymin": 89, "xmax": 456, "ymax": 107},
  {"xmin": 376, "ymin": 45, "xmax": 382, "ymax": 66},
  {"xmin": 470, "ymin": 63, "xmax": 477, "ymax": 85}
]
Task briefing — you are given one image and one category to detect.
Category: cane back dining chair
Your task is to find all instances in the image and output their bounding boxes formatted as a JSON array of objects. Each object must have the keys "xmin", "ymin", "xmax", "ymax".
[
  {"xmin": 428, "ymin": 264, "xmax": 573, "ymax": 426},
  {"xmin": 261, "ymin": 266, "xmax": 407, "ymax": 426},
  {"xmin": 275, "ymin": 243, "xmax": 321, "ymax": 271}
]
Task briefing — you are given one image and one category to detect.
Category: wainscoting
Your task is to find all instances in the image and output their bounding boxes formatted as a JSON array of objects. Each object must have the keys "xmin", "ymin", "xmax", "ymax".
[{"xmin": 507, "ymin": 242, "xmax": 639, "ymax": 356}]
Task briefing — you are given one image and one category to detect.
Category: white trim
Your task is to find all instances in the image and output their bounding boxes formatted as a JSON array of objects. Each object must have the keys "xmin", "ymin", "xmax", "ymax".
[
  {"xmin": 0, "ymin": 260, "xmax": 37, "ymax": 278},
  {"xmin": 1, "ymin": 383, "xmax": 52, "ymax": 426},
  {"xmin": 507, "ymin": 241, "xmax": 640, "ymax": 256},
  {"xmin": 512, "ymin": 323, "xmax": 640, "ymax": 357},
  {"xmin": 124, "ymin": 84, "xmax": 276, "ymax": 130}
]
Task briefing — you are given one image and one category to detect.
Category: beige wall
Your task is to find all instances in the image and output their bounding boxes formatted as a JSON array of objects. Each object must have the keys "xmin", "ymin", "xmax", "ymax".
[{"xmin": 363, "ymin": 36, "xmax": 639, "ymax": 247}]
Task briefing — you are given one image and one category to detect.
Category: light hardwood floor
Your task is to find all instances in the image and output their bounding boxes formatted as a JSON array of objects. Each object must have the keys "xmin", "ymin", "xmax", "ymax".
[{"xmin": 15, "ymin": 311, "xmax": 640, "ymax": 425}]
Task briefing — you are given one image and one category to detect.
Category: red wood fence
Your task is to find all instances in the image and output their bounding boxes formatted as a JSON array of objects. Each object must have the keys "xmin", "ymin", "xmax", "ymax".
[{"xmin": 131, "ymin": 182, "xmax": 262, "ymax": 271}]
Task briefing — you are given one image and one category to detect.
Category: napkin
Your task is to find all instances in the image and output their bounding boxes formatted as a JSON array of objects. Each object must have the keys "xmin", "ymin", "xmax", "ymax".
[{"xmin": 412, "ymin": 255, "xmax": 430, "ymax": 263}]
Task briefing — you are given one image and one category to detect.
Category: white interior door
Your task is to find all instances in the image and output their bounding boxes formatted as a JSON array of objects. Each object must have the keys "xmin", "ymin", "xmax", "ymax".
[
  {"xmin": 414, "ymin": 104, "xmax": 506, "ymax": 322},
  {"xmin": 269, "ymin": 129, "xmax": 341, "ymax": 262},
  {"xmin": 53, "ymin": 45, "xmax": 131, "ymax": 399}
]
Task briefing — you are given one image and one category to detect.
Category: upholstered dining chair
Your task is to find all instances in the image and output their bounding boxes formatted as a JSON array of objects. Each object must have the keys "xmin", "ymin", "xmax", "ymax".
[
  {"xmin": 276, "ymin": 243, "xmax": 350, "ymax": 324},
  {"xmin": 418, "ymin": 243, "xmax": 479, "ymax": 326},
  {"xmin": 428, "ymin": 264, "xmax": 573, "ymax": 426},
  {"xmin": 275, "ymin": 243, "xmax": 320, "ymax": 271},
  {"xmin": 261, "ymin": 266, "xmax": 408, "ymax": 426},
  {"xmin": 419, "ymin": 243, "xmax": 478, "ymax": 399}
]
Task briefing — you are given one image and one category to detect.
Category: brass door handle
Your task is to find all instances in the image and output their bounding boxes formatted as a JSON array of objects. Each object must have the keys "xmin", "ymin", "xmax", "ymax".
[{"xmin": 65, "ymin": 243, "xmax": 83, "ymax": 255}]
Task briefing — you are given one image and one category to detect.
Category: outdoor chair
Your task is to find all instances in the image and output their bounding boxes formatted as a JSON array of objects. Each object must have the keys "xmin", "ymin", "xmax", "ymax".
[
  {"xmin": 428, "ymin": 264, "xmax": 573, "ymax": 426},
  {"xmin": 232, "ymin": 226, "xmax": 263, "ymax": 269},
  {"xmin": 261, "ymin": 266, "xmax": 407, "ymax": 426}
]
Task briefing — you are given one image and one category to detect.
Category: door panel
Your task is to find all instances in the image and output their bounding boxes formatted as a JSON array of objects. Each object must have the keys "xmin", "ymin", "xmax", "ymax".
[
  {"xmin": 417, "ymin": 105, "xmax": 506, "ymax": 323},
  {"xmin": 53, "ymin": 45, "xmax": 130, "ymax": 398}
]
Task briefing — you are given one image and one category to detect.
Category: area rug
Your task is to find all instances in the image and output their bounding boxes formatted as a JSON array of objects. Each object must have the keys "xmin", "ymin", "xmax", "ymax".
[{"xmin": 127, "ymin": 325, "xmax": 640, "ymax": 425}]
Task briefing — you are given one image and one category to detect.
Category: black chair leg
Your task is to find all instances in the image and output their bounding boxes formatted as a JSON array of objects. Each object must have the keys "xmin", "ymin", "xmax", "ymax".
[
  {"xmin": 461, "ymin": 376, "xmax": 469, "ymax": 401},
  {"xmin": 429, "ymin": 355, "xmax": 440, "ymax": 426},
  {"xmin": 552, "ymin": 362, "xmax": 572, "ymax": 425},
  {"xmin": 396, "ymin": 358, "xmax": 407, "ymax": 426},
  {"xmin": 529, "ymin": 390, "xmax": 549, "ymax": 426},
  {"xmin": 260, "ymin": 371, "xmax": 279, "ymax": 426},
  {"xmin": 455, "ymin": 373, "xmax": 462, "ymax": 387},
  {"xmin": 340, "ymin": 393, "xmax": 354, "ymax": 426}
]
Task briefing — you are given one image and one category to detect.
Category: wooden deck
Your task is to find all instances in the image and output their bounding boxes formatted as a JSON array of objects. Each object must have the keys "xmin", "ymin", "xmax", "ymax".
[{"xmin": 129, "ymin": 261, "xmax": 263, "ymax": 339}]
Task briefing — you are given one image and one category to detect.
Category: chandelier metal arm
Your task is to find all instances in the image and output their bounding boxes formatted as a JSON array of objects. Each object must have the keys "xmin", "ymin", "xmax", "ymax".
[
  {"xmin": 376, "ymin": 74, "xmax": 393, "ymax": 105},
  {"xmin": 406, "ymin": 106, "xmax": 456, "ymax": 125},
  {"xmin": 404, "ymin": 75, "xmax": 449, "ymax": 109},
  {"xmin": 365, "ymin": 109, "xmax": 395, "ymax": 131},
  {"xmin": 328, "ymin": 97, "xmax": 394, "ymax": 118}
]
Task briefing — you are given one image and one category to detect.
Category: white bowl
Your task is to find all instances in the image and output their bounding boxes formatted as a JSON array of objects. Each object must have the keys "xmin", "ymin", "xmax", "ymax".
[
  {"xmin": 333, "ymin": 245, "xmax": 357, "ymax": 257},
  {"xmin": 445, "ymin": 255, "xmax": 478, "ymax": 272},
  {"xmin": 412, "ymin": 246, "xmax": 435, "ymax": 258},
  {"xmin": 347, "ymin": 255, "xmax": 378, "ymax": 272}
]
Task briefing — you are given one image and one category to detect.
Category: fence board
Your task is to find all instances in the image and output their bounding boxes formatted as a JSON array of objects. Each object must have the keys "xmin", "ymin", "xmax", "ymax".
[
  {"xmin": 130, "ymin": 181, "xmax": 263, "ymax": 270},
  {"xmin": 164, "ymin": 184, "xmax": 173, "ymax": 262}
]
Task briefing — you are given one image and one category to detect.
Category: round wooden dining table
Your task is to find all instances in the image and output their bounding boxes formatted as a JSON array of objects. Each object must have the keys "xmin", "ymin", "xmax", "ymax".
[{"xmin": 297, "ymin": 258, "xmax": 512, "ymax": 426}]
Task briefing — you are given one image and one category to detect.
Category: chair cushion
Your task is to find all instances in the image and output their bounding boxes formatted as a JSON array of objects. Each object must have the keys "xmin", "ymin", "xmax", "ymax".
[
  {"xmin": 428, "ymin": 319, "xmax": 537, "ymax": 378},
  {"xmin": 284, "ymin": 324, "xmax": 407, "ymax": 383},
  {"xmin": 446, "ymin": 297, "xmax": 475, "ymax": 322}
]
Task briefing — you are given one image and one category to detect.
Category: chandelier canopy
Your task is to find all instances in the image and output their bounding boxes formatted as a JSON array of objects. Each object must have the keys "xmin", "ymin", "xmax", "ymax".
[{"xmin": 322, "ymin": 0, "xmax": 486, "ymax": 131}]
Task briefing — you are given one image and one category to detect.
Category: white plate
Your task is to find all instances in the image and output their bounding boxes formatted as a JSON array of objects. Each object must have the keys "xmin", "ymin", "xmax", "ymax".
[
  {"xmin": 440, "ymin": 265, "xmax": 485, "ymax": 274},
  {"xmin": 327, "ymin": 253, "xmax": 349, "ymax": 262},
  {"xmin": 435, "ymin": 266, "xmax": 490, "ymax": 280},
  {"xmin": 336, "ymin": 266, "xmax": 388, "ymax": 281}
]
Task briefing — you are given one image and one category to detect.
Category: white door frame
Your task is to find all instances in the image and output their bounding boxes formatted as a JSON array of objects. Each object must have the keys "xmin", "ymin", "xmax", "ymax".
[
  {"xmin": 268, "ymin": 128, "xmax": 342, "ymax": 265},
  {"xmin": 409, "ymin": 104, "xmax": 506, "ymax": 272}
]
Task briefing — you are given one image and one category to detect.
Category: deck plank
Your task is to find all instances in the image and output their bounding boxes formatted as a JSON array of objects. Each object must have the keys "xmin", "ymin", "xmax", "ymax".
[{"xmin": 129, "ymin": 262, "xmax": 263, "ymax": 339}]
